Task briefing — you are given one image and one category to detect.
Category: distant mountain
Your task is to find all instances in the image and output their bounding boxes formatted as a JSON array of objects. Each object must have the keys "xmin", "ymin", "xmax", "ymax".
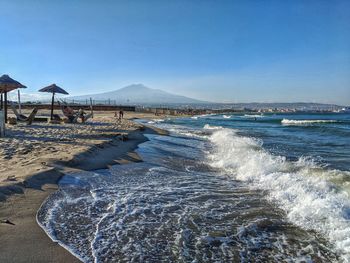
[{"xmin": 70, "ymin": 84, "xmax": 208, "ymax": 105}]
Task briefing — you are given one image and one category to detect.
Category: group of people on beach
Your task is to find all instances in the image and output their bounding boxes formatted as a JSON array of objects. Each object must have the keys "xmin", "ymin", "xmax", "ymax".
[{"xmin": 62, "ymin": 105, "xmax": 91, "ymax": 123}]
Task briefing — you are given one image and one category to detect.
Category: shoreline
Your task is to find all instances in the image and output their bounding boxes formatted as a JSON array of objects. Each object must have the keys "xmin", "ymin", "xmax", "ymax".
[{"xmin": 0, "ymin": 113, "xmax": 167, "ymax": 263}]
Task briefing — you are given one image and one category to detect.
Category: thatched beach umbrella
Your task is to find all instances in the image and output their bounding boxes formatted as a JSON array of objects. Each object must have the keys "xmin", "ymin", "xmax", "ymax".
[
  {"xmin": 39, "ymin": 84, "xmax": 69, "ymax": 120},
  {"xmin": 0, "ymin": 74, "xmax": 27, "ymax": 122}
]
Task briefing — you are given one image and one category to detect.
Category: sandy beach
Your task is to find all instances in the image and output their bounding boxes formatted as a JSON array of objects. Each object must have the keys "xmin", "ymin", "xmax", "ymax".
[{"xmin": 0, "ymin": 110, "xmax": 166, "ymax": 262}]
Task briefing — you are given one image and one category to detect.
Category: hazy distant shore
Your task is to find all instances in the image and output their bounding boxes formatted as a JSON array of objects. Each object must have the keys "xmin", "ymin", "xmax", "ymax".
[{"xmin": 0, "ymin": 111, "xmax": 166, "ymax": 262}]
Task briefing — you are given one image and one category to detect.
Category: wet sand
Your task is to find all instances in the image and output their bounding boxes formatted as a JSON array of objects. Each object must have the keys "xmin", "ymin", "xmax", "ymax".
[{"xmin": 0, "ymin": 111, "xmax": 166, "ymax": 262}]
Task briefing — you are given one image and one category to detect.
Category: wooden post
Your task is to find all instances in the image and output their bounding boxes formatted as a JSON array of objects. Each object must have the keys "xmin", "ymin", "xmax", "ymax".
[
  {"xmin": 50, "ymin": 92, "xmax": 55, "ymax": 120},
  {"xmin": 0, "ymin": 110, "xmax": 4, "ymax": 137},
  {"xmin": 4, "ymin": 91, "xmax": 7, "ymax": 123},
  {"xmin": 0, "ymin": 93, "xmax": 3, "ymax": 110},
  {"xmin": 90, "ymin": 98, "xmax": 93, "ymax": 118},
  {"xmin": 18, "ymin": 90, "xmax": 22, "ymax": 114}
]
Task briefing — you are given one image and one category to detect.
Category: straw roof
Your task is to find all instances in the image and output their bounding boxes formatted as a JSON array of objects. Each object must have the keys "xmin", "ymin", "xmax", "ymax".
[
  {"xmin": 0, "ymin": 74, "xmax": 27, "ymax": 93},
  {"xmin": 39, "ymin": 84, "xmax": 69, "ymax": 95}
]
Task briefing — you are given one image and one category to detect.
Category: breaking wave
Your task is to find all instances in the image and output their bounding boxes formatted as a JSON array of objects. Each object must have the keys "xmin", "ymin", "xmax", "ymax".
[
  {"xmin": 203, "ymin": 124, "xmax": 223, "ymax": 130},
  {"xmin": 281, "ymin": 119, "xmax": 340, "ymax": 125},
  {"xmin": 208, "ymin": 128, "xmax": 350, "ymax": 262},
  {"xmin": 244, "ymin": 114, "xmax": 265, "ymax": 118},
  {"xmin": 148, "ymin": 119, "xmax": 165, "ymax": 124}
]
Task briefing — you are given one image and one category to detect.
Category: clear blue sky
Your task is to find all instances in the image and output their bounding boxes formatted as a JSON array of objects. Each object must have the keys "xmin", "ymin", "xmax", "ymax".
[{"xmin": 1, "ymin": 0, "xmax": 349, "ymax": 105}]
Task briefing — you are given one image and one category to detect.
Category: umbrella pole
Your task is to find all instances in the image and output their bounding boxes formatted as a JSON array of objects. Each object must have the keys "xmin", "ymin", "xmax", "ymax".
[
  {"xmin": 50, "ymin": 92, "xmax": 55, "ymax": 120},
  {"xmin": 18, "ymin": 90, "xmax": 22, "ymax": 114},
  {"xmin": 4, "ymin": 91, "xmax": 7, "ymax": 123}
]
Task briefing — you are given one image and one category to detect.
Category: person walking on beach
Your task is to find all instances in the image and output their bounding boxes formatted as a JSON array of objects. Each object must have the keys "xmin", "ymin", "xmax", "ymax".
[
  {"xmin": 115, "ymin": 111, "xmax": 120, "ymax": 123},
  {"xmin": 119, "ymin": 110, "xmax": 124, "ymax": 120}
]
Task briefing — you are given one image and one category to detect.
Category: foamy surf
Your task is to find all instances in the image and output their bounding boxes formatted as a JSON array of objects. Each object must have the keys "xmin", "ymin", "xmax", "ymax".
[
  {"xmin": 281, "ymin": 119, "xmax": 339, "ymax": 125},
  {"xmin": 244, "ymin": 114, "xmax": 264, "ymax": 118},
  {"xmin": 147, "ymin": 119, "xmax": 165, "ymax": 124},
  {"xmin": 208, "ymin": 128, "xmax": 350, "ymax": 262},
  {"xmin": 203, "ymin": 124, "xmax": 223, "ymax": 130},
  {"xmin": 37, "ymin": 114, "xmax": 349, "ymax": 262}
]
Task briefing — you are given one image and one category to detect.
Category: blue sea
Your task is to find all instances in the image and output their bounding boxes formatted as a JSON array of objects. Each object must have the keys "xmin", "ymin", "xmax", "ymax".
[{"xmin": 38, "ymin": 113, "xmax": 350, "ymax": 262}]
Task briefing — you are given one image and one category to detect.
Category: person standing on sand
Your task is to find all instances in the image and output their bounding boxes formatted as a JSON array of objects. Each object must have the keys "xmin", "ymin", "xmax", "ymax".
[
  {"xmin": 119, "ymin": 110, "xmax": 124, "ymax": 119},
  {"xmin": 115, "ymin": 110, "xmax": 121, "ymax": 123}
]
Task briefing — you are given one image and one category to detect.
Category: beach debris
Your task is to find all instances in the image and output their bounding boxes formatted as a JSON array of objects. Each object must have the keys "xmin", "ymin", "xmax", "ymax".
[
  {"xmin": 7, "ymin": 117, "xmax": 17, "ymax": 125},
  {"xmin": 0, "ymin": 219, "xmax": 15, "ymax": 225},
  {"xmin": 48, "ymin": 119, "xmax": 62, "ymax": 124},
  {"xmin": 6, "ymin": 175, "xmax": 16, "ymax": 181},
  {"xmin": 120, "ymin": 134, "xmax": 129, "ymax": 141}
]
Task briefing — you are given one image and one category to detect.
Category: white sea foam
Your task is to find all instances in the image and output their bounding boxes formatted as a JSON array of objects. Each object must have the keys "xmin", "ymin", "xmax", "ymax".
[
  {"xmin": 244, "ymin": 114, "xmax": 264, "ymax": 118},
  {"xmin": 208, "ymin": 128, "xmax": 350, "ymax": 261},
  {"xmin": 281, "ymin": 119, "xmax": 339, "ymax": 125},
  {"xmin": 37, "ymin": 125, "xmax": 345, "ymax": 262},
  {"xmin": 203, "ymin": 124, "xmax": 223, "ymax": 130},
  {"xmin": 194, "ymin": 113, "xmax": 215, "ymax": 118},
  {"xmin": 37, "ymin": 191, "xmax": 93, "ymax": 262},
  {"xmin": 147, "ymin": 119, "xmax": 165, "ymax": 124},
  {"xmin": 223, "ymin": 115, "xmax": 231, "ymax": 119},
  {"xmin": 168, "ymin": 127, "xmax": 210, "ymax": 139}
]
